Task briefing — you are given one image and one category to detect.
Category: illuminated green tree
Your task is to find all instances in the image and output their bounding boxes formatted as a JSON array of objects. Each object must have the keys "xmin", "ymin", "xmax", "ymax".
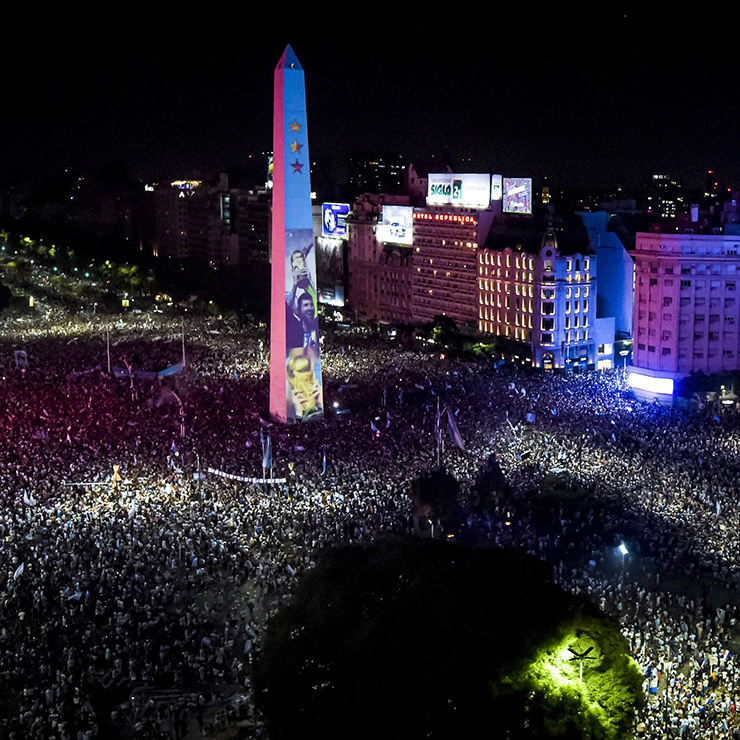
[{"xmin": 254, "ymin": 538, "xmax": 643, "ymax": 740}]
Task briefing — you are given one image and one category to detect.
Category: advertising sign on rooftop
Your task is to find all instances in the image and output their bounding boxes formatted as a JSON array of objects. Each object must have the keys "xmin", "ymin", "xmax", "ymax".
[
  {"xmin": 503, "ymin": 178, "xmax": 533, "ymax": 214},
  {"xmin": 322, "ymin": 203, "xmax": 349, "ymax": 239},
  {"xmin": 378, "ymin": 205, "xmax": 414, "ymax": 246},
  {"xmin": 426, "ymin": 173, "xmax": 491, "ymax": 208}
]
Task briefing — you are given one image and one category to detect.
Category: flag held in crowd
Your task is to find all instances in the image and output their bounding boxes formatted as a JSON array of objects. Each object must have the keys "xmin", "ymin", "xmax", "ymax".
[{"xmin": 446, "ymin": 407, "xmax": 465, "ymax": 451}]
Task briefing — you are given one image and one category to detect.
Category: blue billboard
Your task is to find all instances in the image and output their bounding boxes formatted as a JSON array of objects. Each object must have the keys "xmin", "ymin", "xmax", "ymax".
[{"xmin": 322, "ymin": 203, "xmax": 349, "ymax": 238}]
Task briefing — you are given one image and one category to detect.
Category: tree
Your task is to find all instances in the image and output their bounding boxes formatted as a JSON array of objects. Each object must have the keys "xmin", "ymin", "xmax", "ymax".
[
  {"xmin": 410, "ymin": 468, "xmax": 462, "ymax": 535},
  {"xmin": 254, "ymin": 539, "xmax": 643, "ymax": 740}
]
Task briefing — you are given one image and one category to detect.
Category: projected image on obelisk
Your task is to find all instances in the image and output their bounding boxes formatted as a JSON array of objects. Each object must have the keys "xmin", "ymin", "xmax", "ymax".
[{"xmin": 270, "ymin": 45, "xmax": 324, "ymax": 423}]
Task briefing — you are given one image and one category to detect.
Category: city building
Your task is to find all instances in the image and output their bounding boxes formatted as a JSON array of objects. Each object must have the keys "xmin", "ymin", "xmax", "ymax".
[
  {"xmin": 346, "ymin": 169, "xmax": 501, "ymax": 327},
  {"xmin": 643, "ymin": 174, "xmax": 683, "ymax": 220},
  {"xmin": 412, "ymin": 207, "xmax": 493, "ymax": 328},
  {"xmin": 148, "ymin": 173, "xmax": 237, "ymax": 264},
  {"xmin": 581, "ymin": 211, "xmax": 635, "ymax": 339},
  {"xmin": 232, "ymin": 185, "xmax": 271, "ymax": 263},
  {"xmin": 346, "ymin": 192, "xmax": 414, "ymax": 324},
  {"xmin": 478, "ymin": 210, "xmax": 598, "ymax": 369},
  {"xmin": 630, "ymin": 225, "xmax": 740, "ymax": 401}
]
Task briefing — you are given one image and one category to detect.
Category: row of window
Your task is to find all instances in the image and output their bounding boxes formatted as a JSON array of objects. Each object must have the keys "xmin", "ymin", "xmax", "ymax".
[
  {"xmin": 479, "ymin": 253, "xmax": 591, "ymax": 271},
  {"xmin": 541, "ymin": 330, "xmax": 589, "ymax": 345},
  {"xmin": 638, "ymin": 344, "xmax": 736, "ymax": 360}
]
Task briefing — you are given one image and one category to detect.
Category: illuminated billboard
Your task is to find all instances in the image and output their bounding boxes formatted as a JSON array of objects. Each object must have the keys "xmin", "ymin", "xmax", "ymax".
[
  {"xmin": 317, "ymin": 236, "xmax": 346, "ymax": 307},
  {"xmin": 491, "ymin": 174, "xmax": 502, "ymax": 201},
  {"xmin": 503, "ymin": 178, "xmax": 532, "ymax": 214},
  {"xmin": 322, "ymin": 203, "xmax": 349, "ymax": 239},
  {"xmin": 378, "ymin": 205, "xmax": 414, "ymax": 246},
  {"xmin": 628, "ymin": 371, "xmax": 674, "ymax": 395},
  {"xmin": 427, "ymin": 173, "xmax": 491, "ymax": 208}
]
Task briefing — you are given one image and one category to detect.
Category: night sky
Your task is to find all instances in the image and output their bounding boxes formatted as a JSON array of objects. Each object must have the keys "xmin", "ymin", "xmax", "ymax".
[{"xmin": 3, "ymin": 8, "xmax": 739, "ymax": 192}]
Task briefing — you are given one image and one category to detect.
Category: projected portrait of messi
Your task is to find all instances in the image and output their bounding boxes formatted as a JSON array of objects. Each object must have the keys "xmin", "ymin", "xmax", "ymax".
[{"xmin": 284, "ymin": 229, "xmax": 323, "ymax": 421}]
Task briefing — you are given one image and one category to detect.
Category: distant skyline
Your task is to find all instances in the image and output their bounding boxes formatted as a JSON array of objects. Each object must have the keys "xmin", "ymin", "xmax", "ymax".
[{"xmin": 3, "ymin": 8, "xmax": 739, "ymax": 192}]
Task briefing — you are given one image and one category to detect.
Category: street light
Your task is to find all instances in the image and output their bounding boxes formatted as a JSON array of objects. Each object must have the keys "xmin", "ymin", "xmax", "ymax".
[{"xmin": 619, "ymin": 542, "xmax": 628, "ymax": 577}]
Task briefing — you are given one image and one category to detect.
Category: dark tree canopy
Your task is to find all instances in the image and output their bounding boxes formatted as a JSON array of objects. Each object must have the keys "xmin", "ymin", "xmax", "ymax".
[{"xmin": 254, "ymin": 538, "xmax": 643, "ymax": 740}]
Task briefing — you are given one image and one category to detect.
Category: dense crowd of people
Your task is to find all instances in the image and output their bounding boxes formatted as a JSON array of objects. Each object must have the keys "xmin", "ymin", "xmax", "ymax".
[{"xmin": 1, "ymin": 311, "xmax": 740, "ymax": 738}]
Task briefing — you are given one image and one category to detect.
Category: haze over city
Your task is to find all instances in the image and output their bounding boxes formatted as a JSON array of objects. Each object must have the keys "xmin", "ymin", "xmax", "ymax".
[{"xmin": 4, "ymin": 8, "xmax": 739, "ymax": 190}]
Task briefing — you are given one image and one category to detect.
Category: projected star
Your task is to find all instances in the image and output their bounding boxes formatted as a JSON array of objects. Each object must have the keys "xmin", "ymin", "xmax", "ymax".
[
  {"xmin": 291, "ymin": 140, "xmax": 303, "ymax": 154},
  {"xmin": 289, "ymin": 120, "xmax": 302, "ymax": 132},
  {"xmin": 291, "ymin": 160, "xmax": 304, "ymax": 173}
]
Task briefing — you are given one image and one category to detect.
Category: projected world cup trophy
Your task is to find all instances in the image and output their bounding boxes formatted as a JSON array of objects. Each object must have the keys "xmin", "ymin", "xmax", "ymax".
[{"xmin": 270, "ymin": 46, "xmax": 324, "ymax": 423}]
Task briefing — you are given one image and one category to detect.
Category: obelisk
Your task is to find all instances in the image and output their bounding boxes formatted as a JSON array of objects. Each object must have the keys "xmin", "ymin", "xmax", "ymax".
[{"xmin": 270, "ymin": 45, "xmax": 324, "ymax": 423}]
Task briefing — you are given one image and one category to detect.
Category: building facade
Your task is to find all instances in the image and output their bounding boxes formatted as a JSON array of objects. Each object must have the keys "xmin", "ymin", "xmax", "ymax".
[
  {"xmin": 149, "ymin": 173, "xmax": 237, "ymax": 264},
  {"xmin": 632, "ymin": 231, "xmax": 740, "ymax": 382},
  {"xmin": 411, "ymin": 208, "xmax": 490, "ymax": 328},
  {"xmin": 345, "ymin": 192, "xmax": 414, "ymax": 323},
  {"xmin": 478, "ymin": 214, "xmax": 597, "ymax": 369}
]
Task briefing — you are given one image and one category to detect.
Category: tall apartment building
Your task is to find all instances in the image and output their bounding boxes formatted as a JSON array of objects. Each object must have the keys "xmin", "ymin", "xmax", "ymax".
[
  {"xmin": 232, "ymin": 186, "xmax": 271, "ymax": 263},
  {"xmin": 149, "ymin": 173, "xmax": 237, "ymax": 264},
  {"xmin": 643, "ymin": 174, "xmax": 683, "ymax": 220},
  {"xmin": 411, "ymin": 208, "xmax": 491, "ymax": 327},
  {"xmin": 631, "ymin": 230, "xmax": 740, "ymax": 390},
  {"xmin": 478, "ymin": 211, "xmax": 599, "ymax": 369}
]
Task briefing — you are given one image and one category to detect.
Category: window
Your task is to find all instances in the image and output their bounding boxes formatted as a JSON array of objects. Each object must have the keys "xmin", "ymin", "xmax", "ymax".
[
  {"xmin": 663, "ymin": 297, "xmax": 673, "ymax": 306},
  {"xmin": 662, "ymin": 347, "xmax": 671, "ymax": 355}
]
